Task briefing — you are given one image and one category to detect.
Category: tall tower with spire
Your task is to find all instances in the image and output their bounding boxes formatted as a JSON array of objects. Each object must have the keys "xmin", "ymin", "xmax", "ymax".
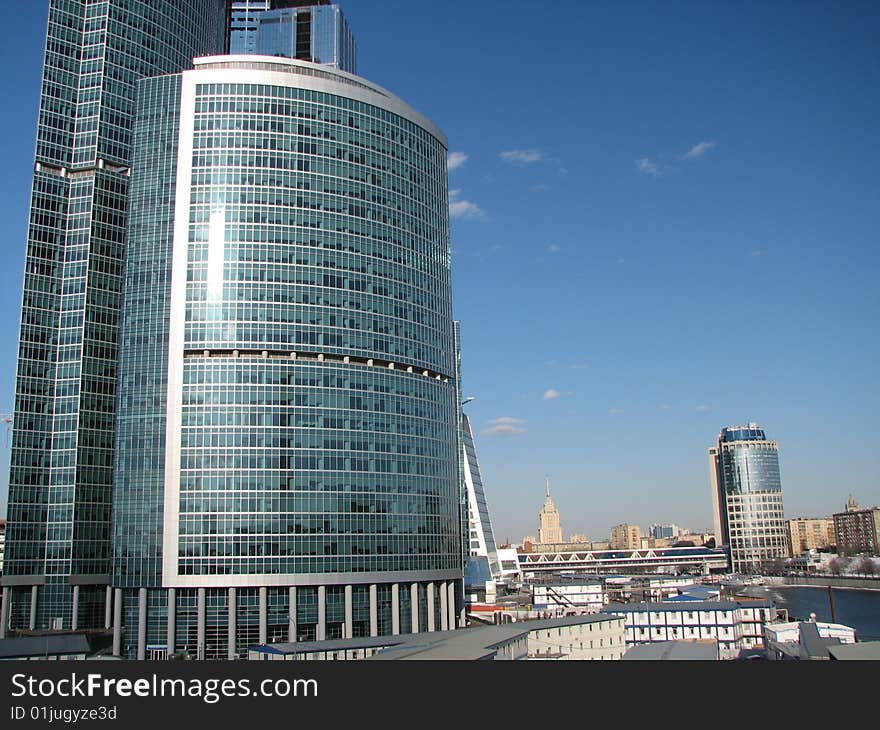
[{"xmin": 538, "ymin": 478, "xmax": 563, "ymax": 545}]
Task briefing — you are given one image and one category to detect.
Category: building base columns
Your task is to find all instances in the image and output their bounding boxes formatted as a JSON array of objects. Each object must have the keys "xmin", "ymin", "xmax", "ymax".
[
  {"xmin": 167, "ymin": 588, "xmax": 176, "ymax": 657},
  {"xmin": 316, "ymin": 585, "xmax": 326, "ymax": 641},
  {"xmin": 288, "ymin": 586, "xmax": 297, "ymax": 642},
  {"xmin": 29, "ymin": 585, "xmax": 37, "ymax": 630},
  {"xmin": 427, "ymin": 582, "xmax": 435, "ymax": 632},
  {"xmin": 112, "ymin": 588, "xmax": 122, "ymax": 656},
  {"xmin": 137, "ymin": 588, "xmax": 147, "ymax": 660},
  {"xmin": 411, "ymin": 584, "xmax": 419, "ymax": 633},
  {"xmin": 0, "ymin": 586, "xmax": 10, "ymax": 639},
  {"xmin": 228, "ymin": 587, "xmax": 237, "ymax": 660}
]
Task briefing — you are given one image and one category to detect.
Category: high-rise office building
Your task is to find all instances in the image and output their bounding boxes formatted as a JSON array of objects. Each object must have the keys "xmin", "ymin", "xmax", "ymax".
[
  {"xmin": 109, "ymin": 48, "xmax": 460, "ymax": 658},
  {"xmin": 460, "ymin": 409, "xmax": 500, "ymax": 579},
  {"xmin": 227, "ymin": 0, "xmax": 357, "ymax": 73},
  {"xmin": 538, "ymin": 479, "xmax": 563, "ymax": 545},
  {"xmin": 1, "ymin": 0, "xmax": 226, "ymax": 639},
  {"xmin": 708, "ymin": 423, "xmax": 789, "ymax": 573}
]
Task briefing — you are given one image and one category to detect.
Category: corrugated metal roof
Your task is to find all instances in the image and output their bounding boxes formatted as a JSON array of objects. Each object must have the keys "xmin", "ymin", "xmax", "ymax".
[
  {"xmin": 623, "ymin": 640, "xmax": 719, "ymax": 660},
  {"xmin": 0, "ymin": 634, "xmax": 91, "ymax": 659}
]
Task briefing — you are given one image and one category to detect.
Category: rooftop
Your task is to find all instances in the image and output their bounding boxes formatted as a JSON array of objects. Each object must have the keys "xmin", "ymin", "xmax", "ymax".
[
  {"xmin": 603, "ymin": 599, "xmax": 774, "ymax": 613},
  {"xmin": 828, "ymin": 642, "xmax": 880, "ymax": 660},
  {"xmin": 0, "ymin": 634, "xmax": 91, "ymax": 660},
  {"xmin": 249, "ymin": 613, "xmax": 623, "ymax": 661},
  {"xmin": 623, "ymin": 640, "xmax": 719, "ymax": 661}
]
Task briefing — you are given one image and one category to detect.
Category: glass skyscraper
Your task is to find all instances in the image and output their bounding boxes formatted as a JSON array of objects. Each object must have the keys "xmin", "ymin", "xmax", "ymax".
[
  {"xmin": 110, "ymin": 52, "xmax": 460, "ymax": 659},
  {"xmin": 1, "ymin": 0, "xmax": 226, "ymax": 639},
  {"xmin": 461, "ymin": 412, "xmax": 500, "ymax": 579},
  {"xmin": 708, "ymin": 423, "xmax": 789, "ymax": 573},
  {"xmin": 228, "ymin": 0, "xmax": 357, "ymax": 73}
]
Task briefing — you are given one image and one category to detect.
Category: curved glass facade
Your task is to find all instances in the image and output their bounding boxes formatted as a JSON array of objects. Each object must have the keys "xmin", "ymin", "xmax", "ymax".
[
  {"xmin": 719, "ymin": 440, "xmax": 782, "ymax": 495},
  {"xmin": 709, "ymin": 424, "xmax": 789, "ymax": 573},
  {"xmin": 110, "ymin": 57, "xmax": 461, "ymax": 657}
]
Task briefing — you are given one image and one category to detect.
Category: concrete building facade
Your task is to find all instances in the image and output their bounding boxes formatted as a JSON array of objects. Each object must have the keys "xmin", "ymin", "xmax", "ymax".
[
  {"xmin": 788, "ymin": 517, "xmax": 835, "ymax": 557},
  {"xmin": 610, "ymin": 523, "xmax": 642, "ymax": 550},
  {"xmin": 833, "ymin": 498, "xmax": 880, "ymax": 557},
  {"xmin": 603, "ymin": 599, "xmax": 776, "ymax": 658}
]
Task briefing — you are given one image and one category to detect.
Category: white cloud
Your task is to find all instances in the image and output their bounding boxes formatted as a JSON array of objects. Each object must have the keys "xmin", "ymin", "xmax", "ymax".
[
  {"xmin": 500, "ymin": 149, "xmax": 543, "ymax": 164},
  {"xmin": 659, "ymin": 404, "xmax": 671, "ymax": 411},
  {"xmin": 483, "ymin": 417, "xmax": 527, "ymax": 437},
  {"xmin": 447, "ymin": 151, "xmax": 469, "ymax": 171},
  {"xmin": 542, "ymin": 389, "xmax": 561, "ymax": 400},
  {"xmin": 547, "ymin": 244, "xmax": 561, "ymax": 253},
  {"xmin": 684, "ymin": 141, "xmax": 716, "ymax": 159},
  {"xmin": 636, "ymin": 158, "xmax": 661, "ymax": 177},
  {"xmin": 448, "ymin": 189, "xmax": 483, "ymax": 219},
  {"xmin": 609, "ymin": 408, "xmax": 625, "ymax": 415},
  {"xmin": 696, "ymin": 404, "xmax": 712, "ymax": 412}
]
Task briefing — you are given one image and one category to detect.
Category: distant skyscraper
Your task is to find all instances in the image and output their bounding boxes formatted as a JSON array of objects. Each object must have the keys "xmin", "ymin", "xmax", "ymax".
[
  {"xmin": 109, "ymin": 49, "xmax": 460, "ymax": 658},
  {"xmin": 227, "ymin": 0, "xmax": 357, "ymax": 73},
  {"xmin": 650, "ymin": 524, "xmax": 681, "ymax": 540},
  {"xmin": 538, "ymin": 479, "xmax": 563, "ymax": 545},
  {"xmin": 708, "ymin": 423, "xmax": 789, "ymax": 573},
  {"xmin": 1, "ymin": 0, "xmax": 226, "ymax": 640}
]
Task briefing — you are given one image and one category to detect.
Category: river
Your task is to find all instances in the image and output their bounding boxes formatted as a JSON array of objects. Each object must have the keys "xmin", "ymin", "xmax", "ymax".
[{"xmin": 735, "ymin": 585, "xmax": 880, "ymax": 641}]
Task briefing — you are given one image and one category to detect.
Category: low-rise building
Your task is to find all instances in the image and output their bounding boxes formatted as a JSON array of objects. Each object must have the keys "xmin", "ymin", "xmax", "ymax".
[
  {"xmin": 764, "ymin": 620, "xmax": 856, "ymax": 660},
  {"xmin": 248, "ymin": 614, "xmax": 626, "ymax": 661},
  {"xmin": 496, "ymin": 547, "xmax": 523, "ymax": 581},
  {"xmin": 641, "ymin": 575, "xmax": 696, "ymax": 601},
  {"xmin": 525, "ymin": 614, "xmax": 625, "ymax": 661},
  {"xmin": 602, "ymin": 599, "xmax": 776, "ymax": 658},
  {"xmin": 530, "ymin": 579, "xmax": 604, "ymax": 612}
]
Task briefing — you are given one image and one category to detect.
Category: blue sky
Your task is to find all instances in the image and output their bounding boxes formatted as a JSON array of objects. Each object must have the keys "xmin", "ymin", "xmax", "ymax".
[{"xmin": 0, "ymin": 1, "xmax": 878, "ymax": 543}]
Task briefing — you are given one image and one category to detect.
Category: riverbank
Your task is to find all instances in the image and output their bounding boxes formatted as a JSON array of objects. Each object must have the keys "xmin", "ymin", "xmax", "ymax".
[{"xmin": 764, "ymin": 575, "xmax": 880, "ymax": 591}]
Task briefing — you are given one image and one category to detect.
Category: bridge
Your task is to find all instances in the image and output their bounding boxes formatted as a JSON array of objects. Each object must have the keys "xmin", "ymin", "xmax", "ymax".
[{"xmin": 519, "ymin": 546, "xmax": 729, "ymax": 575}]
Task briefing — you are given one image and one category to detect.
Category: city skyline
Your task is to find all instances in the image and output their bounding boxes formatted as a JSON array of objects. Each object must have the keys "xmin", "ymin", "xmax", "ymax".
[{"xmin": 1, "ymin": 1, "xmax": 879, "ymax": 545}]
